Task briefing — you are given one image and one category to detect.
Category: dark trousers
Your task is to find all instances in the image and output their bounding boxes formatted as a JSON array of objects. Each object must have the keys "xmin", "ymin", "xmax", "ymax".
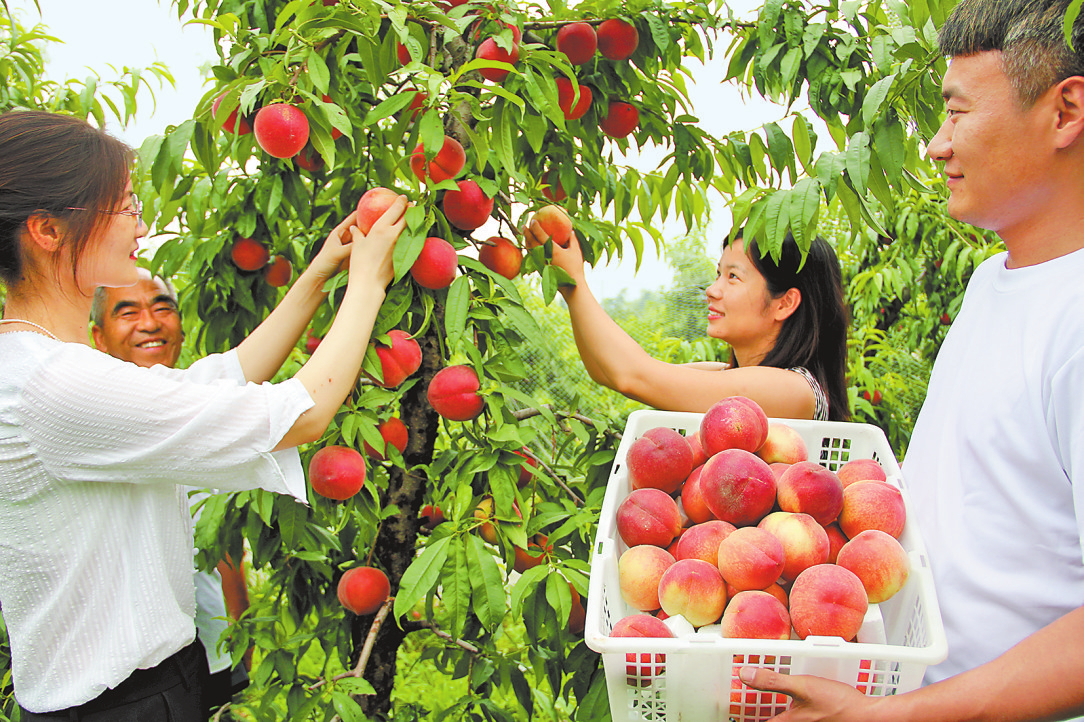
[{"xmin": 20, "ymin": 639, "xmax": 210, "ymax": 722}]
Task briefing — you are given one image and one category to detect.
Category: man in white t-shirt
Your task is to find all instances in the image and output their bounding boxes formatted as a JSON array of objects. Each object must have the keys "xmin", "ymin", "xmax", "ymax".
[
  {"xmin": 91, "ymin": 269, "xmax": 252, "ymax": 713},
  {"xmin": 739, "ymin": 0, "xmax": 1084, "ymax": 719}
]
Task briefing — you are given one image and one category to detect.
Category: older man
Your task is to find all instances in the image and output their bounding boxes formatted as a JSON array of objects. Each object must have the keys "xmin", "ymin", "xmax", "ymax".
[{"xmin": 92, "ymin": 268, "xmax": 251, "ymax": 714}]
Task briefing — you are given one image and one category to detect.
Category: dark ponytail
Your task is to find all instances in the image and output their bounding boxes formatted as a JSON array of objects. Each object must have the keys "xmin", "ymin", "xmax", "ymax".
[
  {"xmin": 726, "ymin": 231, "xmax": 851, "ymax": 421},
  {"xmin": 0, "ymin": 111, "xmax": 133, "ymax": 286}
]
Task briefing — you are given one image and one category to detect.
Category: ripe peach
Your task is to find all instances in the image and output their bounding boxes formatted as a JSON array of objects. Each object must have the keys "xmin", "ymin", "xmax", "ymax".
[
  {"xmin": 356, "ymin": 187, "xmax": 402, "ymax": 234},
  {"xmin": 788, "ymin": 564, "xmax": 869, "ymax": 640},
  {"xmin": 476, "ymin": 36, "xmax": 520, "ymax": 82},
  {"xmin": 308, "ymin": 445, "xmax": 367, "ymax": 500},
  {"xmin": 319, "ymin": 94, "xmax": 344, "ymax": 139},
  {"xmin": 369, "ymin": 329, "xmax": 422, "ymax": 388},
  {"xmin": 758, "ymin": 511, "xmax": 830, "ymax": 583},
  {"xmin": 597, "ymin": 18, "xmax": 639, "ymax": 61},
  {"xmin": 478, "ymin": 236, "xmax": 523, "ymax": 279},
  {"xmin": 756, "ymin": 423, "xmax": 808, "ymax": 464},
  {"xmin": 409, "ymin": 135, "xmax": 466, "ymax": 184},
  {"xmin": 615, "ymin": 487, "xmax": 682, "ymax": 549},
  {"xmin": 776, "ymin": 461, "xmax": 844, "ymax": 526},
  {"xmin": 838, "ymin": 480, "xmax": 906, "ymax": 539},
  {"xmin": 700, "ymin": 396, "xmax": 769, "ymax": 456},
  {"xmin": 686, "ymin": 431, "xmax": 709, "ymax": 468},
  {"xmin": 698, "ymin": 449, "xmax": 777, "ymax": 527},
  {"xmin": 626, "ymin": 426, "xmax": 694, "ymax": 494},
  {"xmin": 555, "ymin": 77, "xmax": 593, "ymax": 120},
  {"xmin": 568, "ymin": 583, "xmax": 587, "ymax": 634},
  {"xmin": 362, "ymin": 416, "xmax": 409, "ymax": 460},
  {"xmin": 599, "ymin": 101, "xmax": 639, "ymax": 138},
  {"xmin": 473, "ymin": 497, "xmax": 498, "ymax": 544},
  {"xmin": 427, "ymin": 365, "xmax": 484, "ymax": 421},
  {"xmin": 837, "ymin": 458, "xmax": 888, "ymax": 488},
  {"xmin": 443, "ymin": 179, "xmax": 494, "ymax": 230},
  {"xmin": 657, "ymin": 558, "xmax": 728, "ymax": 627},
  {"xmin": 212, "ymin": 93, "xmax": 251, "ymax": 134},
  {"xmin": 420, "ymin": 504, "xmax": 444, "ymax": 530},
  {"xmin": 556, "ymin": 22, "xmax": 597, "ymax": 65},
  {"xmin": 337, "ymin": 566, "xmax": 390, "ymax": 615},
  {"xmin": 513, "ymin": 534, "xmax": 552, "ymax": 573},
  {"xmin": 294, "ymin": 145, "xmax": 324, "ymax": 173},
  {"xmin": 254, "ymin": 103, "xmax": 310, "ymax": 159},
  {"xmin": 610, "ymin": 613, "xmax": 673, "ymax": 687},
  {"xmin": 304, "ymin": 330, "xmax": 322, "ymax": 354},
  {"xmin": 721, "ymin": 590, "xmax": 791, "ymax": 640},
  {"xmin": 716, "ymin": 526, "xmax": 785, "ymax": 592},
  {"xmin": 769, "ymin": 462, "xmax": 791, "ymax": 481},
  {"xmin": 824, "ymin": 522, "xmax": 848, "ymax": 564},
  {"xmin": 531, "ymin": 204, "xmax": 573, "ymax": 248},
  {"xmin": 836, "ymin": 529, "xmax": 910, "ymax": 604},
  {"xmin": 230, "ymin": 237, "xmax": 269, "ymax": 272},
  {"xmin": 264, "ymin": 255, "xmax": 292, "ymax": 287},
  {"xmin": 541, "ymin": 169, "xmax": 567, "ymax": 202},
  {"xmin": 674, "ymin": 519, "xmax": 736, "ymax": 564},
  {"xmin": 618, "ymin": 545, "xmax": 675, "ymax": 612},
  {"xmin": 761, "ymin": 582, "xmax": 789, "ymax": 608},
  {"xmin": 680, "ymin": 464, "xmax": 714, "ymax": 524},
  {"xmin": 410, "ymin": 236, "xmax": 458, "ymax": 290},
  {"xmin": 514, "ymin": 448, "xmax": 538, "ymax": 487}
]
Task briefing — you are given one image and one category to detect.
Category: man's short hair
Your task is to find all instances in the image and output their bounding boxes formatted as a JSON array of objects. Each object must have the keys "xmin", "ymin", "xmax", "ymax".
[
  {"xmin": 939, "ymin": 0, "xmax": 1084, "ymax": 106},
  {"xmin": 90, "ymin": 271, "xmax": 179, "ymax": 327}
]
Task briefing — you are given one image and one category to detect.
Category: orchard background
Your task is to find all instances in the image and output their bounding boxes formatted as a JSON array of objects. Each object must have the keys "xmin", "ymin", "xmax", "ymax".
[{"xmin": 0, "ymin": 0, "xmax": 1009, "ymax": 719}]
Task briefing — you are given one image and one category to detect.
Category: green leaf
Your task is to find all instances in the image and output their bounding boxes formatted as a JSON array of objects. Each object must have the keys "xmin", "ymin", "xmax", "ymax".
[
  {"xmin": 862, "ymin": 73, "xmax": 896, "ymax": 126},
  {"xmin": 443, "ymin": 537, "xmax": 471, "ymax": 638},
  {"xmin": 361, "ymin": 93, "xmax": 415, "ymax": 127},
  {"xmin": 1067, "ymin": 0, "xmax": 1084, "ymax": 49},
  {"xmin": 275, "ymin": 496, "xmax": 308, "ymax": 550},
  {"xmin": 444, "ymin": 276, "xmax": 470, "ymax": 348},
  {"xmin": 846, "ymin": 131, "xmax": 872, "ymax": 197},
  {"xmin": 306, "ymin": 49, "xmax": 330, "ymax": 94},
  {"xmin": 466, "ymin": 534, "xmax": 507, "ymax": 631},
  {"xmin": 792, "ymin": 114, "xmax": 814, "ymax": 174},
  {"xmin": 394, "ymin": 536, "xmax": 451, "ymax": 622}
]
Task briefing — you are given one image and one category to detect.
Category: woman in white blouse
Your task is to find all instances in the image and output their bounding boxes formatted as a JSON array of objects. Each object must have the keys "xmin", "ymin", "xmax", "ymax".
[{"xmin": 0, "ymin": 111, "xmax": 406, "ymax": 719}]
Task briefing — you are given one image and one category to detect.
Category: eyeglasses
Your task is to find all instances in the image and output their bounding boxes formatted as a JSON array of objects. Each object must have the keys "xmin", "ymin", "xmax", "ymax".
[{"xmin": 66, "ymin": 193, "xmax": 143, "ymax": 220}]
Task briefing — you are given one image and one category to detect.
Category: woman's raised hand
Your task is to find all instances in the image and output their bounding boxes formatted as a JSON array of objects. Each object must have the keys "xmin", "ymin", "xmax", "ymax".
[
  {"xmin": 523, "ymin": 218, "xmax": 586, "ymax": 285},
  {"xmin": 308, "ymin": 212, "xmax": 361, "ymax": 281},
  {"xmin": 347, "ymin": 195, "xmax": 409, "ymax": 289}
]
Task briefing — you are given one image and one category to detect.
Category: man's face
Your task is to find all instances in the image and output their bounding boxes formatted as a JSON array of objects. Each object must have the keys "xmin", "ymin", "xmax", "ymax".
[
  {"xmin": 926, "ymin": 51, "xmax": 1056, "ymax": 235},
  {"xmin": 92, "ymin": 276, "xmax": 183, "ymax": 369}
]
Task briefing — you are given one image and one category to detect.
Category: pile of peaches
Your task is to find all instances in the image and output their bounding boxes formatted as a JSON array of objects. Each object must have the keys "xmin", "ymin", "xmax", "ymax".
[{"xmin": 609, "ymin": 396, "xmax": 910, "ymax": 648}]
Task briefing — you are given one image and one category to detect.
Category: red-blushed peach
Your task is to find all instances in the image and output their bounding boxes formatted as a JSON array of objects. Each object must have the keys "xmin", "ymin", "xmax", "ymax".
[
  {"xmin": 443, "ymin": 179, "xmax": 494, "ymax": 230},
  {"xmin": 356, "ymin": 187, "xmax": 402, "ymax": 234},
  {"xmin": 686, "ymin": 431, "xmax": 709, "ymax": 468},
  {"xmin": 835, "ymin": 529, "xmax": 910, "ymax": 603},
  {"xmin": 513, "ymin": 534, "xmax": 553, "ymax": 573},
  {"xmin": 263, "ymin": 255, "xmax": 292, "ymax": 286},
  {"xmin": 626, "ymin": 426, "xmax": 694, "ymax": 494},
  {"xmin": 475, "ymin": 36, "xmax": 520, "ymax": 82},
  {"xmin": 837, "ymin": 458, "xmax": 888, "ymax": 488},
  {"xmin": 409, "ymin": 135, "xmax": 466, "ymax": 184},
  {"xmin": 597, "ymin": 18, "xmax": 639, "ymax": 61},
  {"xmin": 598, "ymin": 100, "xmax": 640, "ymax": 138},
  {"xmin": 409, "ymin": 236, "xmax": 458, "ymax": 290},
  {"xmin": 473, "ymin": 497, "xmax": 522, "ymax": 544},
  {"xmin": 674, "ymin": 519, "xmax": 736, "ymax": 564},
  {"xmin": 568, "ymin": 583, "xmax": 587, "ymax": 634},
  {"xmin": 698, "ymin": 449, "xmax": 777, "ymax": 527},
  {"xmin": 761, "ymin": 582, "xmax": 789, "ymax": 609},
  {"xmin": 770, "ymin": 462, "xmax": 791, "ymax": 481},
  {"xmin": 555, "ymin": 22, "xmax": 597, "ymax": 65},
  {"xmin": 680, "ymin": 464, "xmax": 714, "ymax": 524},
  {"xmin": 478, "ymin": 236, "xmax": 522, "ymax": 279},
  {"xmin": 514, "ymin": 447, "xmax": 537, "ymax": 487},
  {"xmin": 368, "ymin": 330, "xmax": 422, "ymax": 388},
  {"xmin": 824, "ymin": 522, "xmax": 848, "ymax": 564},
  {"xmin": 212, "ymin": 93, "xmax": 251, "ymax": 134},
  {"xmin": 531, "ymin": 204, "xmax": 573, "ymax": 248},
  {"xmin": 254, "ymin": 103, "xmax": 310, "ymax": 158},
  {"xmin": 362, "ymin": 416, "xmax": 409, "ymax": 460},
  {"xmin": 665, "ymin": 529, "xmax": 683, "ymax": 558},
  {"xmin": 838, "ymin": 480, "xmax": 906, "ymax": 539},
  {"xmin": 309, "ymin": 445, "xmax": 367, "ymax": 500},
  {"xmin": 716, "ymin": 526, "xmax": 786, "ymax": 592},
  {"xmin": 555, "ymin": 77, "xmax": 593, "ymax": 120},
  {"xmin": 788, "ymin": 564, "xmax": 869, "ymax": 640},
  {"xmin": 721, "ymin": 590, "xmax": 791, "ymax": 640},
  {"xmin": 427, "ymin": 365, "xmax": 485, "ymax": 421},
  {"xmin": 610, "ymin": 613, "xmax": 674, "ymax": 687},
  {"xmin": 657, "ymin": 558, "xmax": 728, "ymax": 627},
  {"xmin": 230, "ymin": 237, "xmax": 269, "ymax": 272},
  {"xmin": 758, "ymin": 511, "xmax": 830, "ymax": 583},
  {"xmin": 776, "ymin": 461, "xmax": 845, "ymax": 526},
  {"xmin": 337, "ymin": 566, "xmax": 390, "ymax": 615},
  {"xmin": 618, "ymin": 545, "xmax": 675, "ymax": 612},
  {"xmin": 700, "ymin": 396, "xmax": 769, "ymax": 455},
  {"xmin": 756, "ymin": 423, "xmax": 809, "ymax": 464},
  {"xmin": 615, "ymin": 487, "xmax": 683, "ymax": 548}
]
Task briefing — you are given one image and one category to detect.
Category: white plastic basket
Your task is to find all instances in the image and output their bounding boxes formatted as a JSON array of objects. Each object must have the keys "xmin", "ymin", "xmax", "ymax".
[{"xmin": 584, "ymin": 410, "xmax": 947, "ymax": 722}]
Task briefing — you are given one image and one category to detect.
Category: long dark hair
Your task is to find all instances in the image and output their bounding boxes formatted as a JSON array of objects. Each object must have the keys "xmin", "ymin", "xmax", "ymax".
[
  {"xmin": 725, "ymin": 231, "xmax": 851, "ymax": 421},
  {"xmin": 0, "ymin": 110, "xmax": 133, "ymax": 287}
]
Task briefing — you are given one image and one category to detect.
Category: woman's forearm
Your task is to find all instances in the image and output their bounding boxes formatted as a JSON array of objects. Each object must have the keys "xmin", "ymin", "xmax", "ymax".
[{"xmin": 560, "ymin": 279, "xmax": 653, "ymax": 393}]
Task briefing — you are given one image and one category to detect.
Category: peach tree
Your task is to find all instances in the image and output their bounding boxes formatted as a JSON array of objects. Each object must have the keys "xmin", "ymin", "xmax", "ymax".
[{"xmin": 129, "ymin": 0, "xmax": 982, "ymax": 719}]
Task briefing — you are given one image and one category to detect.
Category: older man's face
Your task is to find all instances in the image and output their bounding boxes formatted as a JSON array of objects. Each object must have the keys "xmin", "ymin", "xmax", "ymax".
[{"xmin": 92, "ymin": 276, "xmax": 183, "ymax": 369}]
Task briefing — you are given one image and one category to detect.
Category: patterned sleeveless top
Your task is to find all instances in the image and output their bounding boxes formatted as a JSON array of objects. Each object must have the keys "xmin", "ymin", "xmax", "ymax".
[{"xmin": 789, "ymin": 366, "xmax": 829, "ymax": 421}]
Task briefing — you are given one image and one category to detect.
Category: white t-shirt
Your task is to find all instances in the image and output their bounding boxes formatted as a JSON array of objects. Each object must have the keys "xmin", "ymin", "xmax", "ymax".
[
  {"xmin": 904, "ymin": 249, "xmax": 1084, "ymax": 691},
  {"xmin": 0, "ymin": 335, "xmax": 313, "ymax": 712}
]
